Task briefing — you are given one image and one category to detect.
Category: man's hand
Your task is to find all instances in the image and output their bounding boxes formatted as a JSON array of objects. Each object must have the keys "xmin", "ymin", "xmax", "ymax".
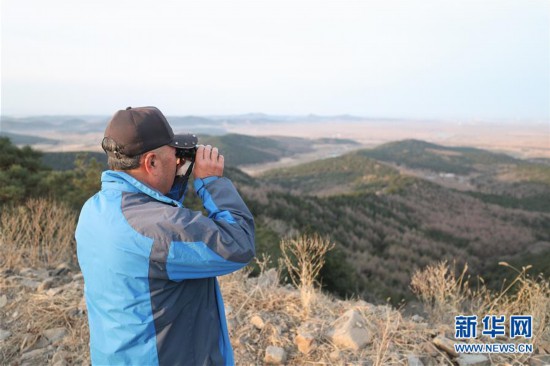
[{"xmin": 193, "ymin": 145, "xmax": 224, "ymax": 179}]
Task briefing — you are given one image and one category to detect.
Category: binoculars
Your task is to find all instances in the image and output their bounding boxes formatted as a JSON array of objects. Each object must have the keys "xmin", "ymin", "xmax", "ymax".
[{"xmin": 174, "ymin": 134, "xmax": 199, "ymax": 161}]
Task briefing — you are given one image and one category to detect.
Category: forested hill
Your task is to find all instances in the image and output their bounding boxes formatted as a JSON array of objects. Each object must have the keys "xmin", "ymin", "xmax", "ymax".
[
  {"xmin": 263, "ymin": 139, "xmax": 550, "ymax": 212},
  {"xmin": 3, "ymin": 136, "xmax": 549, "ymax": 304},
  {"xmin": 249, "ymin": 140, "xmax": 550, "ymax": 301},
  {"xmin": 361, "ymin": 139, "xmax": 519, "ymax": 174}
]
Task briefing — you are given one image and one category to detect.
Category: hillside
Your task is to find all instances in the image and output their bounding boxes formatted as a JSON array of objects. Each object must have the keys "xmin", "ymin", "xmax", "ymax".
[
  {"xmin": 265, "ymin": 138, "xmax": 550, "ymax": 214},
  {"xmin": 41, "ymin": 152, "xmax": 108, "ymax": 171},
  {"xmin": 1, "ymin": 249, "xmax": 548, "ymax": 365},
  {"xmin": 261, "ymin": 151, "xmax": 411, "ymax": 196},
  {"xmin": 254, "ymin": 141, "xmax": 550, "ymax": 300},
  {"xmin": 1, "ymin": 138, "xmax": 549, "ymax": 364},
  {"xmin": 361, "ymin": 139, "xmax": 518, "ymax": 175},
  {"xmin": 243, "ymin": 180, "xmax": 550, "ymax": 301},
  {"xmin": 360, "ymin": 139, "xmax": 550, "ymax": 212},
  {"xmin": 0, "ymin": 132, "xmax": 59, "ymax": 145},
  {"xmin": 32, "ymin": 138, "xmax": 550, "ymax": 301},
  {"xmin": 200, "ymin": 134, "xmax": 315, "ymax": 165}
]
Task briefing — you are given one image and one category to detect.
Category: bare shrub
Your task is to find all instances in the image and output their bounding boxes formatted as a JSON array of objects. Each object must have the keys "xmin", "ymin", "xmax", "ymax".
[
  {"xmin": 371, "ymin": 306, "xmax": 402, "ymax": 366},
  {"xmin": 280, "ymin": 233, "xmax": 334, "ymax": 317},
  {"xmin": 485, "ymin": 263, "xmax": 550, "ymax": 352},
  {"xmin": 410, "ymin": 261, "xmax": 470, "ymax": 324},
  {"xmin": 411, "ymin": 261, "xmax": 550, "ymax": 364},
  {"xmin": 0, "ymin": 198, "xmax": 77, "ymax": 269},
  {"xmin": 255, "ymin": 253, "xmax": 272, "ymax": 274}
]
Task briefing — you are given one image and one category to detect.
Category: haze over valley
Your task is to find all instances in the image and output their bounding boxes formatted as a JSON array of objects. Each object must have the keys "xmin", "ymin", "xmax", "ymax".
[{"xmin": 2, "ymin": 113, "xmax": 548, "ymax": 160}]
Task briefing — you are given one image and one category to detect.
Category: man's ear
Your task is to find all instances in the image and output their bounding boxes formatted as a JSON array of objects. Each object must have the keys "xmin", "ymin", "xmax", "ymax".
[{"xmin": 142, "ymin": 152, "xmax": 157, "ymax": 174}]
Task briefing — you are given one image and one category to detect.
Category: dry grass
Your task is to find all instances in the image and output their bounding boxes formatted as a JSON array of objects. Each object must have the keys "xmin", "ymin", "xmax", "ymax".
[
  {"xmin": 411, "ymin": 260, "xmax": 550, "ymax": 364},
  {"xmin": 0, "ymin": 198, "xmax": 77, "ymax": 269},
  {"xmin": 410, "ymin": 260, "xmax": 471, "ymax": 324},
  {"xmin": 220, "ymin": 262, "xmax": 431, "ymax": 365},
  {"xmin": 280, "ymin": 234, "xmax": 335, "ymax": 317},
  {"xmin": 2, "ymin": 254, "xmax": 547, "ymax": 365},
  {"xmin": 485, "ymin": 263, "xmax": 550, "ymax": 354},
  {"xmin": 0, "ymin": 271, "xmax": 89, "ymax": 365},
  {"xmin": 1, "ymin": 199, "xmax": 548, "ymax": 365}
]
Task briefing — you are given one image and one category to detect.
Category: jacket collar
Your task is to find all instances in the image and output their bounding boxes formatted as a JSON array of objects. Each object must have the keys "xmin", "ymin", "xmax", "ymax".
[{"xmin": 101, "ymin": 170, "xmax": 181, "ymax": 207}]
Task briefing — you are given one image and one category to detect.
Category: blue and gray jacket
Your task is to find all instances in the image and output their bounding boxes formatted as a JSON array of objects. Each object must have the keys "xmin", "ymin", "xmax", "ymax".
[{"xmin": 76, "ymin": 170, "xmax": 255, "ymax": 366}]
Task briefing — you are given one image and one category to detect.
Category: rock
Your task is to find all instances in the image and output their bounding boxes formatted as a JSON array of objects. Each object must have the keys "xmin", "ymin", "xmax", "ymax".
[
  {"xmin": 21, "ymin": 279, "xmax": 41, "ymax": 289},
  {"xmin": 53, "ymin": 359, "xmax": 68, "ymax": 366},
  {"xmin": 62, "ymin": 281, "xmax": 80, "ymax": 290},
  {"xmin": 411, "ymin": 314, "xmax": 425, "ymax": 322},
  {"xmin": 72, "ymin": 273, "xmax": 84, "ymax": 281},
  {"xmin": 20, "ymin": 333, "xmax": 48, "ymax": 352},
  {"xmin": 329, "ymin": 349, "xmax": 342, "ymax": 362},
  {"xmin": 1, "ymin": 268, "xmax": 14, "ymax": 276},
  {"xmin": 419, "ymin": 356, "xmax": 440, "ymax": 366},
  {"xmin": 53, "ymin": 263, "xmax": 71, "ymax": 276},
  {"xmin": 530, "ymin": 355, "xmax": 550, "ymax": 366},
  {"xmin": 421, "ymin": 341, "xmax": 439, "ymax": 356},
  {"xmin": 46, "ymin": 287, "xmax": 64, "ymax": 297},
  {"xmin": 20, "ymin": 347, "xmax": 49, "ymax": 361},
  {"xmin": 407, "ymin": 354, "xmax": 424, "ymax": 366},
  {"xmin": 538, "ymin": 341, "xmax": 550, "ymax": 354},
  {"xmin": 227, "ymin": 318, "xmax": 237, "ymax": 332},
  {"xmin": 271, "ymin": 324, "xmax": 283, "ymax": 337},
  {"xmin": 43, "ymin": 327, "xmax": 67, "ymax": 343},
  {"xmin": 234, "ymin": 336, "xmax": 248, "ymax": 347},
  {"xmin": 52, "ymin": 349, "xmax": 69, "ymax": 366},
  {"xmin": 20, "ymin": 268, "xmax": 37, "ymax": 277},
  {"xmin": 35, "ymin": 268, "xmax": 50, "ymax": 280},
  {"xmin": 264, "ymin": 346, "xmax": 286, "ymax": 364},
  {"xmin": 432, "ymin": 335, "xmax": 458, "ymax": 357},
  {"xmin": 37, "ymin": 279, "xmax": 55, "ymax": 292},
  {"xmin": 457, "ymin": 354, "xmax": 490, "ymax": 366},
  {"xmin": 0, "ymin": 329, "xmax": 12, "ymax": 341},
  {"xmin": 257, "ymin": 268, "xmax": 278, "ymax": 288},
  {"xmin": 294, "ymin": 331, "xmax": 316, "ymax": 354},
  {"xmin": 327, "ymin": 309, "xmax": 371, "ymax": 351},
  {"xmin": 251, "ymin": 315, "xmax": 265, "ymax": 330},
  {"xmin": 0, "ymin": 295, "xmax": 7, "ymax": 309}
]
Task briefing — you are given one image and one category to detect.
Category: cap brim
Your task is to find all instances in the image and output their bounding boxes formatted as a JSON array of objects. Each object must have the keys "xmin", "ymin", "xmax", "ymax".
[{"xmin": 170, "ymin": 133, "xmax": 198, "ymax": 149}]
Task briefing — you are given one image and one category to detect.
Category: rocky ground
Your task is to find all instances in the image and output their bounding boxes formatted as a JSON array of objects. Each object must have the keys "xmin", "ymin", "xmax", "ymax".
[{"xmin": 1, "ymin": 264, "xmax": 549, "ymax": 365}]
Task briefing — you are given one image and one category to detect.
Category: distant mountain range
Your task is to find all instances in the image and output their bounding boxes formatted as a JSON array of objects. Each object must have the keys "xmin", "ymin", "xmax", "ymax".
[{"xmin": 1, "ymin": 113, "xmax": 369, "ymax": 137}]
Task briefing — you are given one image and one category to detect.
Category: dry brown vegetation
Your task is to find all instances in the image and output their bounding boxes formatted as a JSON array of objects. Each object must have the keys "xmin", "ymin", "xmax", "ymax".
[
  {"xmin": 0, "ymin": 198, "xmax": 77, "ymax": 269},
  {"xmin": 280, "ymin": 234, "xmax": 335, "ymax": 317},
  {"xmin": 1, "ymin": 200, "xmax": 549, "ymax": 365}
]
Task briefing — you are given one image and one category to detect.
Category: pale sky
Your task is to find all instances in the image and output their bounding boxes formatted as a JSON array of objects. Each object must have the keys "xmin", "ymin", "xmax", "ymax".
[{"xmin": 1, "ymin": 0, "xmax": 549, "ymax": 120}]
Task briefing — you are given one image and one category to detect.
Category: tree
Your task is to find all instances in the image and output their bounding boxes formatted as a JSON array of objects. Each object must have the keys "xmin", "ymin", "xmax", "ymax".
[{"xmin": 0, "ymin": 138, "xmax": 49, "ymax": 206}]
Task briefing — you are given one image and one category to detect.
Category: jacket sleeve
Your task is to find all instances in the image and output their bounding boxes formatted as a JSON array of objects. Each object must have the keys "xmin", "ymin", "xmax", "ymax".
[{"xmin": 160, "ymin": 177, "xmax": 256, "ymax": 281}]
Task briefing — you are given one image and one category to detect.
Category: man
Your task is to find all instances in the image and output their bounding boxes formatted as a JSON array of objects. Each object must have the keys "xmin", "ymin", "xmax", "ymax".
[{"xmin": 76, "ymin": 106, "xmax": 255, "ymax": 366}]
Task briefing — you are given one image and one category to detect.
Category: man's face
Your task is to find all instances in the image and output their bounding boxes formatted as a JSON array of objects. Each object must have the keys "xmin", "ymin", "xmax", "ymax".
[{"xmin": 155, "ymin": 145, "xmax": 179, "ymax": 194}]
